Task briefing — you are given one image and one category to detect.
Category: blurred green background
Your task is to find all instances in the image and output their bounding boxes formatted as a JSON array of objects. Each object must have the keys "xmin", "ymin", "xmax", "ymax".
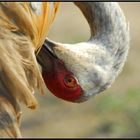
[{"xmin": 21, "ymin": 2, "xmax": 140, "ymax": 138}]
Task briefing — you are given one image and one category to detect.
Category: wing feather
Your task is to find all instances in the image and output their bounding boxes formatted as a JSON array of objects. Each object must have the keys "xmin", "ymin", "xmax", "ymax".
[
  {"xmin": 0, "ymin": 2, "xmax": 60, "ymax": 50},
  {"xmin": 0, "ymin": 2, "xmax": 60, "ymax": 137}
]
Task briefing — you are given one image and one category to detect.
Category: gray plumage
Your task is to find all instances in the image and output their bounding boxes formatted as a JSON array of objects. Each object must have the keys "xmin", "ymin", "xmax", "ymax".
[{"xmin": 47, "ymin": 2, "xmax": 130, "ymax": 102}]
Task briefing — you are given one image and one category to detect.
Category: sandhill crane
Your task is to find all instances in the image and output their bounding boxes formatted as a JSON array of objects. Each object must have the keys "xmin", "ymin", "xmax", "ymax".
[{"xmin": 0, "ymin": 2, "xmax": 129, "ymax": 138}]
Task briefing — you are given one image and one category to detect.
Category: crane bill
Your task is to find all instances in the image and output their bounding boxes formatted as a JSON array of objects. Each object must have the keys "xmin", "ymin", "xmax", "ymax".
[{"xmin": 43, "ymin": 39, "xmax": 58, "ymax": 59}]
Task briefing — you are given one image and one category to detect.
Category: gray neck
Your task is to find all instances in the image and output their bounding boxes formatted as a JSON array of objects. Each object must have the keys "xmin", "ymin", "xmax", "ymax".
[
  {"xmin": 74, "ymin": 2, "xmax": 129, "ymax": 54},
  {"xmin": 74, "ymin": 2, "xmax": 129, "ymax": 76}
]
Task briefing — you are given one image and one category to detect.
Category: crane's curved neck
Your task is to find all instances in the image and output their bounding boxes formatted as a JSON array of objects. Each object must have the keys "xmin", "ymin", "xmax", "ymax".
[{"xmin": 74, "ymin": 2, "xmax": 129, "ymax": 53}]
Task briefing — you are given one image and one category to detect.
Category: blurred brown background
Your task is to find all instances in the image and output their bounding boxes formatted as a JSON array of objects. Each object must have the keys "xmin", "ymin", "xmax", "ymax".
[{"xmin": 21, "ymin": 2, "xmax": 140, "ymax": 138}]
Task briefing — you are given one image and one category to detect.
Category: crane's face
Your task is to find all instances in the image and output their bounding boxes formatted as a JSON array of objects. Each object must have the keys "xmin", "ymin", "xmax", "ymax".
[
  {"xmin": 37, "ymin": 42, "xmax": 83, "ymax": 102},
  {"xmin": 37, "ymin": 41, "xmax": 111, "ymax": 103}
]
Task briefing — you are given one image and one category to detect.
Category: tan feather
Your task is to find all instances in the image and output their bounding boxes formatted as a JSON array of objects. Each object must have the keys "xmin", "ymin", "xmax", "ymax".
[
  {"xmin": 0, "ymin": 2, "xmax": 60, "ymax": 50},
  {"xmin": 0, "ymin": 2, "xmax": 60, "ymax": 137}
]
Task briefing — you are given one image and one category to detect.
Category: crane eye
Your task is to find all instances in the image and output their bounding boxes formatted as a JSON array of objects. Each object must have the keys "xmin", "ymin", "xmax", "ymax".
[{"xmin": 64, "ymin": 75, "xmax": 78, "ymax": 88}]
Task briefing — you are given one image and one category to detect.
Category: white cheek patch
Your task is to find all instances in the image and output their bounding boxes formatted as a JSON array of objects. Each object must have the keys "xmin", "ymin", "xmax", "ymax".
[{"xmin": 30, "ymin": 2, "xmax": 42, "ymax": 16}]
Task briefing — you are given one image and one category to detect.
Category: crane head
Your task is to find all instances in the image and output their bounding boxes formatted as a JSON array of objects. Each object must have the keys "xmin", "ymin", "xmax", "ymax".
[{"xmin": 37, "ymin": 41, "xmax": 84, "ymax": 102}]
